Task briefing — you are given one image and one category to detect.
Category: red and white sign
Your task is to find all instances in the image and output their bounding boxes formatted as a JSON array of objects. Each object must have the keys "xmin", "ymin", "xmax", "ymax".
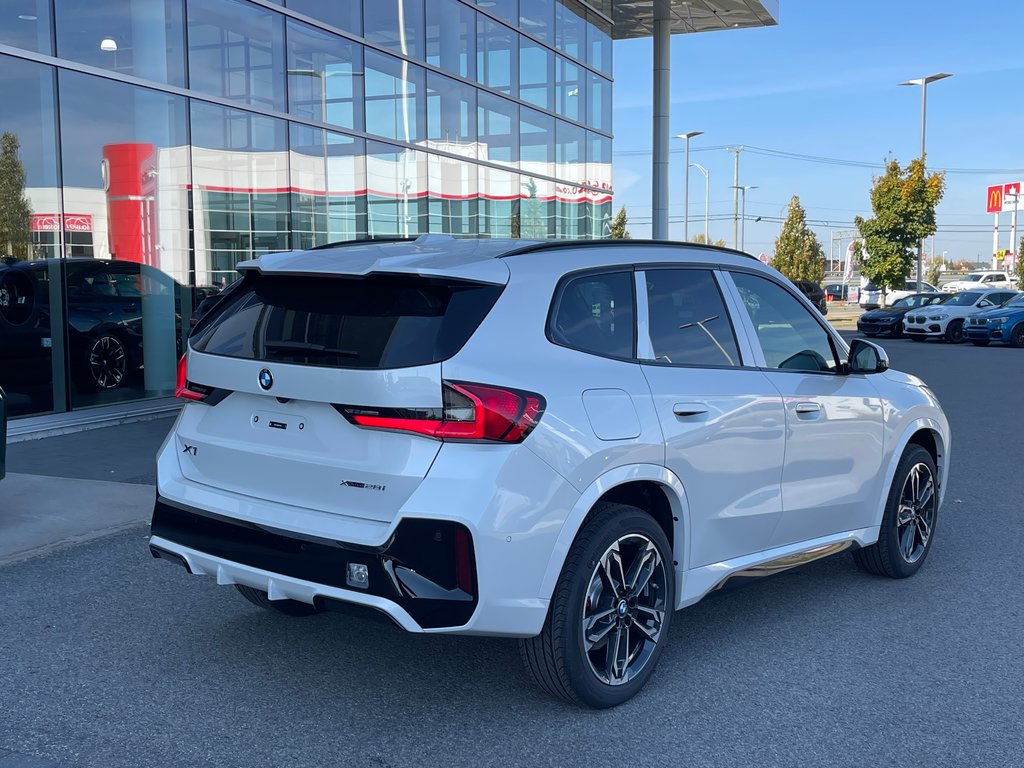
[
  {"xmin": 30, "ymin": 213, "xmax": 93, "ymax": 232},
  {"xmin": 986, "ymin": 183, "xmax": 1023, "ymax": 213}
]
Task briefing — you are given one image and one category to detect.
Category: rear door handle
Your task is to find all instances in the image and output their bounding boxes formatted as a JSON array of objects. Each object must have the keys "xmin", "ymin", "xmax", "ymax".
[
  {"xmin": 673, "ymin": 402, "xmax": 708, "ymax": 417},
  {"xmin": 794, "ymin": 402, "xmax": 821, "ymax": 415}
]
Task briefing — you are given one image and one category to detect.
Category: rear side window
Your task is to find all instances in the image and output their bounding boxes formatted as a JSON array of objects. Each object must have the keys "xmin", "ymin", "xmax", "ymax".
[
  {"xmin": 190, "ymin": 273, "xmax": 502, "ymax": 369},
  {"xmin": 644, "ymin": 269, "xmax": 739, "ymax": 367},
  {"xmin": 549, "ymin": 271, "xmax": 634, "ymax": 359}
]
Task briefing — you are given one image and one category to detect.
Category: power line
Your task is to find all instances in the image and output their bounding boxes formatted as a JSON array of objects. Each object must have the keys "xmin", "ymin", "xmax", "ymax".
[{"xmin": 613, "ymin": 143, "xmax": 1024, "ymax": 176}]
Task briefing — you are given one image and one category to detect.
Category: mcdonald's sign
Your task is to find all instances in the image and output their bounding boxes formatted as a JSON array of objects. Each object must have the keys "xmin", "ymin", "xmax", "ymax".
[{"xmin": 987, "ymin": 184, "xmax": 1003, "ymax": 213}]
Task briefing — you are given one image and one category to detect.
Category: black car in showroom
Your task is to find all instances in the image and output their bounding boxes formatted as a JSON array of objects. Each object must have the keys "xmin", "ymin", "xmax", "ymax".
[
  {"xmin": 857, "ymin": 292, "xmax": 947, "ymax": 338},
  {"xmin": 0, "ymin": 258, "xmax": 207, "ymax": 398}
]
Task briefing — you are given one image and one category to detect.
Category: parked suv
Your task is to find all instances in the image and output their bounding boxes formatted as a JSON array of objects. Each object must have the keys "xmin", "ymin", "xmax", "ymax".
[
  {"xmin": 903, "ymin": 289, "xmax": 1018, "ymax": 343},
  {"xmin": 859, "ymin": 279, "xmax": 940, "ymax": 309},
  {"xmin": 150, "ymin": 236, "xmax": 951, "ymax": 708}
]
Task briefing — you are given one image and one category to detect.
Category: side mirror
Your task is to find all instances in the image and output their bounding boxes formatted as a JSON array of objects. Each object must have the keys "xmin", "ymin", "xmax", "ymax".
[{"xmin": 848, "ymin": 338, "xmax": 889, "ymax": 374}]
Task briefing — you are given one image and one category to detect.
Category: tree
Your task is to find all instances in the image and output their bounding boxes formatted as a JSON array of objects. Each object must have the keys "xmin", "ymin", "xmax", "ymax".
[
  {"xmin": 926, "ymin": 257, "xmax": 943, "ymax": 288},
  {"xmin": 520, "ymin": 178, "xmax": 545, "ymax": 240},
  {"xmin": 0, "ymin": 132, "xmax": 33, "ymax": 260},
  {"xmin": 690, "ymin": 233, "xmax": 726, "ymax": 247},
  {"xmin": 1015, "ymin": 237, "xmax": 1024, "ymax": 287},
  {"xmin": 854, "ymin": 157, "xmax": 945, "ymax": 301},
  {"xmin": 609, "ymin": 205, "xmax": 631, "ymax": 239},
  {"xmin": 771, "ymin": 196, "xmax": 825, "ymax": 283}
]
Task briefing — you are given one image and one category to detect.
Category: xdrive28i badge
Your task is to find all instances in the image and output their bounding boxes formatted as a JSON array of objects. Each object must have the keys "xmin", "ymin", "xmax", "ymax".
[{"xmin": 258, "ymin": 368, "xmax": 274, "ymax": 391}]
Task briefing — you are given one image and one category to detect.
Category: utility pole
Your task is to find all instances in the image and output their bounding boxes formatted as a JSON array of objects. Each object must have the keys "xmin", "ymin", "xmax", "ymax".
[{"xmin": 727, "ymin": 146, "xmax": 743, "ymax": 249}]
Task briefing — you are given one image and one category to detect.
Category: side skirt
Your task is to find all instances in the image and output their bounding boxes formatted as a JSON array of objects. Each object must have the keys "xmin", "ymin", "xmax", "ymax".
[{"xmin": 676, "ymin": 526, "xmax": 879, "ymax": 609}]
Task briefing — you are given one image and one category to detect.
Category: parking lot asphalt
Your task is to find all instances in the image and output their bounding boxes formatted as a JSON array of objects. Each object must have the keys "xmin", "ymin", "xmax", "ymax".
[{"xmin": 1, "ymin": 333, "xmax": 1023, "ymax": 767}]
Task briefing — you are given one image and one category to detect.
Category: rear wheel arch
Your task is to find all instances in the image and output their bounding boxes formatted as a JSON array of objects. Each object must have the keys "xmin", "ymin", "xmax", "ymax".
[{"xmin": 537, "ymin": 466, "xmax": 689, "ymax": 605}]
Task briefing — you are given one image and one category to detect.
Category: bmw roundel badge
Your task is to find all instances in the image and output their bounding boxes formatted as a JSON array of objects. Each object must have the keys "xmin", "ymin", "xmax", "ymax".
[{"xmin": 258, "ymin": 368, "xmax": 274, "ymax": 391}]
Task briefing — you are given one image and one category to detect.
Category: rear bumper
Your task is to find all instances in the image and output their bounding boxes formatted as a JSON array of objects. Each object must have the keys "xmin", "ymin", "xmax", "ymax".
[{"xmin": 150, "ymin": 496, "xmax": 477, "ymax": 631}]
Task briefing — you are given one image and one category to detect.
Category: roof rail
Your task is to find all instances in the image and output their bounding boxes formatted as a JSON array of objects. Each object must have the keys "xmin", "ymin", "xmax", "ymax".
[
  {"xmin": 497, "ymin": 238, "xmax": 759, "ymax": 261},
  {"xmin": 307, "ymin": 236, "xmax": 418, "ymax": 251}
]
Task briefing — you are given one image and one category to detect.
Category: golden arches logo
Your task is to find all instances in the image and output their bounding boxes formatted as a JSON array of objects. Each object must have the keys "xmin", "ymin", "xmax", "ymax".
[{"xmin": 988, "ymin": 185, "xmax": 1003, "ymax": 213}]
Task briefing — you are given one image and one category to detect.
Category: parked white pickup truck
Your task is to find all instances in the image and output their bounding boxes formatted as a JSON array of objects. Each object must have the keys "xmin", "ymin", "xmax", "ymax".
[{"xmin": 942, "ymin": 271, "xmax": 1017, "ymax": 293}]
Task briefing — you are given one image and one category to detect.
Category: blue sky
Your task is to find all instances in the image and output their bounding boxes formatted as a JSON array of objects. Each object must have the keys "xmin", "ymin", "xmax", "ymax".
[{"xmin": 610, "ymin": 0, "xmax": 1024, "ymax": 264}]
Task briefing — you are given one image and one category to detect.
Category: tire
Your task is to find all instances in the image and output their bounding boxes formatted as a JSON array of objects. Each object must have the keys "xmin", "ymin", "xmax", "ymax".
[
  {"xmin": 944, "ymin": 319, "xmax": 965, "ymax": 344},
  {"xmin": 234, "ymin": 584, "xmax": 321, "ymax": 617},
  {"xmin": 74, "ymin": 332, "xmax": 129, "ymax": 391},
  {"xmin": 909, "ymin": 335, "xmax": 925, "ymax": 343},
  {"xmin": 971, "ymin": 340, "xmax": 990, "ymax": 347},
  {"xmin": 852, "ymin": 445, "xmax": 938, "ymax": 579},
  {"xmin": 890, "ymin": 323, "xmax": 903, "ymax": 339},
  {"xmin": 1010, "ymin": 323, "xmax": 1024, "ymax": 349},
  {"xmin": 518, "ymin": 503, "xmax": 674, "ymax": 709}
]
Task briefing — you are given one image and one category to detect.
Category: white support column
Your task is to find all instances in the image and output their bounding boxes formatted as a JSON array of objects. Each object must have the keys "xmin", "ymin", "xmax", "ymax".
[
  {"xmin": 651, "ymin": 0, "xmax": 671, "ymax": 240},
  {"xmin": 993, "ymin": 213, "xmax": 1000, "ymax": 269}
]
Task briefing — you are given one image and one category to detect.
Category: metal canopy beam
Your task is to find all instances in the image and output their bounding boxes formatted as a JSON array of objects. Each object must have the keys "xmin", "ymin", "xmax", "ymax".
[{"xmin": 611, "ymin": 0, "xmax": 779, "ymax": 40}]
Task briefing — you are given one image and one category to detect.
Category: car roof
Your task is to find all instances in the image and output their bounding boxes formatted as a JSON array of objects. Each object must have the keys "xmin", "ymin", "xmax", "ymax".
[{"xmin": 238, "ymin": 234, "xmax": 765, "ymax": 283}]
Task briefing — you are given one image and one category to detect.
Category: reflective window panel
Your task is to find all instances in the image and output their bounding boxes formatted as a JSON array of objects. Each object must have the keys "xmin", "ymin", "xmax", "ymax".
[
  {"xmin": 427, "ymin": 72, "xmax": 477, "ymax": 145},
  {"xmin": 428, "ymin": 154, "xmax": 477, "ymax": 235},
  {"xmin": 286, "ymin": 19, "xmax": 364, "ymax": 131},
  {"xmin": 55, "ymin": 0, "xmax": 186, "ymax": 86},
  {"xmin": 556, "ymin": 55, "xmax": 584, "ymax": 122},
  {"xmin": 477, "ymin": 91, "xmax": 518, "ymax": 167},
  {"xmin": 57, "ymin": 71, "xmax": 191, "ymax": 409},
  {"xmin": 520, "ymin": 106, "xmax": 554, "ymax": 179},
  {"xmin": 478, "ymin": 165, "xmax": 519, "ymax": 239},
  {"xmin": 426, "ymin": 0, "xmax": 475, "ymax": 80},
  {"xmin": 364, "ymin": 49, "xmax": 425, "ymax": 143},
  {"xmin": 0, "ymin": 0, "xmax": 52, "ymax": 53},
  {"xmin": 366, "ymin": 140, "xmax": 428, "ymax": 238},
  {"xmin": 587, "ymin": 71, "xmax": 612, "ymax": 133},
  {"xmin": 587, "ymin": 130, "xmax": 612, "ymax": 195},
  {"xmin": 363, "ymin": 0, "xmax": 424, "ymax": 60},
  {"xmin": 586, "ymin": 11, "xmax": 612, "ymax": 74},
  {"xmin": 190, "ymin": 100, "xmax": 290, "ymax": 285},
  {"xmin": 475, "ymin": 0, "xmax": 517, "ymax": 27},
  {"xmin": 188, "ymin": 0, "xmax": 286, "ymax": 111},
  {"xmin": 520, "ymin": 176, "xmax": 553, "ymax": 239},
  {"xmin": 289, "ymin": 123, "xmax": 367, "ymax": 247},
  {"xmin": 287, "ymin": 0, "xmax": 361, "ymax": 37},
  {"xmin": 554, "ymin": 0, "xmax": 585, "ymax": 61},
  {"xmin": 519, "ymin": 36, "xmax": 553, "ymax": 111},
  {"xmin": 477, "ymin": 16, "xmax": 517, "ymax": 96},
  {"xmin": 519, "ymin": 0, "xmax": 553, "ymax": 42},
  {"xmin": 0, "ymin": 55, "xmax": 61, "ymax": 416}
]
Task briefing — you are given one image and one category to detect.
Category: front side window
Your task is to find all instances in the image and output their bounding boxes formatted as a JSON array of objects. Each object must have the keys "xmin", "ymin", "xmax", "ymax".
[
  {"xmin": 731, "ymin": 272, "xmax": 838, "ymax": 373},
  {"xmin": 643, "ymin": 270, "xmax": 739, "ymax": 367},
  {"xmin": 549, "ymin": 271, "xmax": 634, "ymax": 359}
]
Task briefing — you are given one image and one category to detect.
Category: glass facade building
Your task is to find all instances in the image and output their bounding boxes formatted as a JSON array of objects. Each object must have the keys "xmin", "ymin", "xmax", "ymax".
[{"xmin": 0, "ymin": 0, "xmax": 613, "ymax": 419}]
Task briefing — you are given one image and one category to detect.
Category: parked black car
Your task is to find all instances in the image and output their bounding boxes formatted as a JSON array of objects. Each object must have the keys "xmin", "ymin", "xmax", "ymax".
[
  {"xmin": 0, "ymin": 258, "xmax": 204, "ymax": 396},
  {"xmin": 791, "ymin": 279, "xmax": 828, "ymax": 315},
  {"xmin": 857, "ymin": 292, "xmax": 947, "ymax": 338}
]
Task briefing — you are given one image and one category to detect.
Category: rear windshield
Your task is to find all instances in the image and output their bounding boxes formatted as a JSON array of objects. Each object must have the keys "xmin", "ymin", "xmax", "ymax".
[{"xmin": 190, "ymin": 273, "xmax": 502, "ymax": 369}]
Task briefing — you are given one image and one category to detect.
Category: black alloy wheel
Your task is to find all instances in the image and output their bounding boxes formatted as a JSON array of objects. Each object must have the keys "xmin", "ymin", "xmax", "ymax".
[
  {"xmin": 84, "ymin": 334, "xmax": 128, "ymax": 390},
  {"xmin": 944, "ymin": 319, "xmax": 965, "ymax": 344},
  {"xmin": 519, "ymin": 502, "xmax": 674, "ymax": 708},
  {"xmin": 1010, "ymin": 323, "xmax": 1024, "ymax": 348},
  {"xmin": 853, "ymin": 445, "xmax": 938, "ymax": 578}
]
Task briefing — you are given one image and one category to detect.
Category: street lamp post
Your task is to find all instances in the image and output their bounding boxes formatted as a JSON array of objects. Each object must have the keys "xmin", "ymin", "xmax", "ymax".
[
  {"xmin": 673, "ymin": 131, "xmax": 703, "ymax": 241},
  {"xmin": 689, "ymin": 162, "xmax": 710, "ymax": 243},
  {"xmin": 731, "ymin": 185, "xmax": 758, "ymax": 252},
  {"xmin": 899, "ymin": 72, "xmax": 952, "ymax": 291}
]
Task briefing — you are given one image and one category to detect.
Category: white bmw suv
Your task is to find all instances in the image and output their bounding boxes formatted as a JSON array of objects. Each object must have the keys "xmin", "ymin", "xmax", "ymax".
[{"xmin": 150, "ymin": 235, "xmax": 950, "ymax": 708}]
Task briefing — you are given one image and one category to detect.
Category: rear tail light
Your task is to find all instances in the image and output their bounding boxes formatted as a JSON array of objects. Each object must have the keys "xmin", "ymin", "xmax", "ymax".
[
  {"xmin": 337, "ymin": 381, "xmax": 545, "ymax": 443},
  {"xmin": 175, "ymin": 355, "xmax": 208, "ymax": 401}
]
